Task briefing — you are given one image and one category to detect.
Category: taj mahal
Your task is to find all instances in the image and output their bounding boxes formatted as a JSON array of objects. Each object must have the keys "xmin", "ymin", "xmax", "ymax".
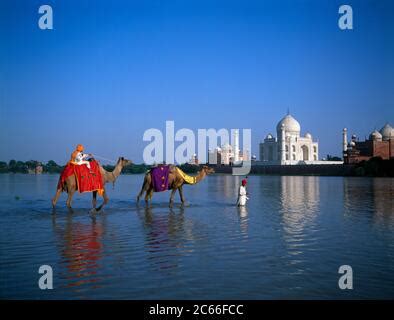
[{"xmin": 258, "ymin": 113, "xmax": 339, "ymax": 165}]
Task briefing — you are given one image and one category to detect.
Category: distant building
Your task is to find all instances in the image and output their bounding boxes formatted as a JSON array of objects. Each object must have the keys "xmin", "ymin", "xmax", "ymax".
[
  {"xmin": 258, "ymin": 113, "xmax": 327, "ymax": 165},
  {"xmin": 343, "ymin": 123, "xmax": 394, "ymax": 164},
  {"xmin": 208, "ymin": 147, "xmax": 222, "ymax": 165},
  {"xmin": 207, "ymin": 129, "xmax": 245, "ymax": 165},
  {"xmin": 27, "ymin": 162, "xmax": 43, "ymax": 174},
  {"xmin": 188, "ymin": 154, "xmax": 199, "ymax": 165},
  {"xmin": 220, "ymin": 143, "xmax": 234, "ymax": 165},
  {"xmin": 239, "ymin": 149, "xmax": 250, "ymax": 162},
  {"xmin": 35, "ymin": 164, "xmax": 43, "ymax": 174}
]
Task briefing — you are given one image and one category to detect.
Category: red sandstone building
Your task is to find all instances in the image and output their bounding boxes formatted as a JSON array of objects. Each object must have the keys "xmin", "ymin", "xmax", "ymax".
[{"xmin": 343, "ymin": 123, "xmax": 394, "ymax": 164}]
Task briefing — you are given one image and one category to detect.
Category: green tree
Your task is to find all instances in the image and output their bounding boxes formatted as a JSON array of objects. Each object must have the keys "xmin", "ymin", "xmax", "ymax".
[
  {"xmin": 326, "ymin": 154, "xmax": 342, "ymax": 161},
  {"xmin": 8, "ymin": 160, "xmax": 28, "ymax": 173},
  {"xmin": 44, "ymin": 160, "xmax": 63, "ymax": 173},
  {"xmin": 25, "ymin": 160, "xmax": 39, "ymax": 170},
  {"xmin": 12, "ymin": 161, "xmax": 28, "ymax": 173},
  {"xmin": 0, "ymin": 161, "xmax": 8, "ymax": 173},
  {"xmin": 8, "ymin": 159, "xmax": 17, "ymax": 173}
]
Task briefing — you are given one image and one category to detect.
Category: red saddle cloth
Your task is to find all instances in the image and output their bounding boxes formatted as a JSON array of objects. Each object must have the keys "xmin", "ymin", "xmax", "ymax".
[{"xmin": 57, "ymin": 160, "xmax": 104, "ymax": 195}]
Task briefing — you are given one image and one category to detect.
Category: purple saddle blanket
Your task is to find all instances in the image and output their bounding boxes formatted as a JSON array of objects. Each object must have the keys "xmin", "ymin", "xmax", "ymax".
[{"xmin": 151, "ymin": 165, "xmax": 171, "ymax": 192}]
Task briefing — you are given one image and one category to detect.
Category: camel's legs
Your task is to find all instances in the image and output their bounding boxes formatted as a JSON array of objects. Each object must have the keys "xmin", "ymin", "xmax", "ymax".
[
  {"xmin": 145, "ymin": 187, "xmax": 153, "ymax": 205},
  {"xmin": 169, "ymin": 188, "xmax": 177, "ymax": 208},
  {"xmin": 137, "ymin": 177, "xmax": 148, "ymax": 203},
  {"xmin": 66, "ymin": 189, "xmax": 76, "ymax": 208},
  {"xmin": 103, "ymin": 189, "xmax": 109, "ymax": 205},
  {"xmin": 178, "ymin": 186, "xmax": 186, "ymax": 205},
  {"xmin": 92, "ymin": 191, "xmax": 97, "ymax": 208},
  {"xmin": 52, "ymin": 188, "xmax": 62, "ymax": 207},
  {"xmin": 96, "ymin": 189, "xmax": 109, "ymax": 212}
]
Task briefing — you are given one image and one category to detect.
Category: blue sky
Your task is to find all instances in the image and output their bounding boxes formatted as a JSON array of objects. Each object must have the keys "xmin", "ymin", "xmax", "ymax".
[{"xmin": 1, "ymin": 0, "xmax": 393, "ymax": 163}]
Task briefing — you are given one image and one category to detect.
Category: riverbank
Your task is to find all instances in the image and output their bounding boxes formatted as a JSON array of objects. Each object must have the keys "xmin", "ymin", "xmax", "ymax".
[
  {"xmin": 1, "ymin": 158, "xmax": 393, "ymax": 177},
  {"xmin": 214, "ymin": 157, "xmax": 394, "ymax": 177},
  {"xmin": 213, "ymin": 164, "xmax": 354, "ymax": 176}
]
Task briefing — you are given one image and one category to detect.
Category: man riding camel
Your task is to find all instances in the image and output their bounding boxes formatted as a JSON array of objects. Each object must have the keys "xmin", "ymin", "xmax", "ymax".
[{"xmin": 70, "ymin": 144, "xmax": 93, "ymax": 170}]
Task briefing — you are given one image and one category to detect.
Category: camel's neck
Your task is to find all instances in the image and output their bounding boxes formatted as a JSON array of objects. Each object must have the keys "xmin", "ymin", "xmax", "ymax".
[
  {"xmin": 195, "ymin": 170, "xmax": 207, "ymax": 183},
  {"xmin": 102, "ymin": 162, "xmax": 123, "ymax": 183}
]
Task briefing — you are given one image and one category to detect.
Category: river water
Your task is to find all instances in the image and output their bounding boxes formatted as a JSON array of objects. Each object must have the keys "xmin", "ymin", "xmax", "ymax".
[{"xmin": 0, "ymin": 174, "xmax": 393, "ymax": 299}]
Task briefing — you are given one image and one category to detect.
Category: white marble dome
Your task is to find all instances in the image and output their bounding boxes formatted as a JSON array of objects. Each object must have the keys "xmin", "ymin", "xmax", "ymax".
[
  {"xmin": 369, "ymin": 130, "xmax": 382, "ymax": 141},
  {"xmin": 221, "ymin": 143, "xmax": 232, "ymax": 150},
  {"xmin": 260, "ymin": 113, "xmax": 319, "ymax": 164},
  {"xmin": 265, "ymin": 133, "xmax": 274, "ymax": 140},
  {"xmin": 379, "ymin": 123, "xmax": 394, "ymax": 140},
  {"xmin": 276, "ymin": 114, "xmax": 301, "ymax": 135}
]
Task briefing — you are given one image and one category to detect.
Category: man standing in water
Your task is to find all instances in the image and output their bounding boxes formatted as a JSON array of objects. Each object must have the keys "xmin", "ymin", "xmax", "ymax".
[{"xmin": 237, "ymin": 178, "xmax": 249, "ymax": 206}]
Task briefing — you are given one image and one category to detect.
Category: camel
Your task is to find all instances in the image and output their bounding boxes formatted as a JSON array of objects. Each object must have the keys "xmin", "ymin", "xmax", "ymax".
[
  {"xmin": 52, "ymin": 157, "xmax": 132, "ymax": 210},
  {"xmin": 137, "ymin": 165, "xmax": 215, "ymax": 207}
]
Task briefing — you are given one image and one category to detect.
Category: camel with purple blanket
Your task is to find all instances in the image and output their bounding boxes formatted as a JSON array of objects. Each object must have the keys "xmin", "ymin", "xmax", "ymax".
[{"xmin": 137, "ymin": 165, "xmax": 215, "ymax": 207}]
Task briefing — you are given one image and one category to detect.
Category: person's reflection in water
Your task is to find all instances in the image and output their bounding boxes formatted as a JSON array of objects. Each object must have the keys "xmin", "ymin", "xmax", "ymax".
[
  {"xmin": 136, "ymin": 206, "xmax": 187, "ymax": 273},
  {"xmin": 237, "ymin": 205, "xmax": 249, "ymax": 237},
  {"xmin": 51, "ymin": 212, "xmax": 105, "ymax": 293}
]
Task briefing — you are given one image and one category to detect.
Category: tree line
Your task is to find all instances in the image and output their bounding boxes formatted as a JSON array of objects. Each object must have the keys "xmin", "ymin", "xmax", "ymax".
[
  {"xmin": 0, "ymin": 160, "xmax": 62, "ymax": 174},
  {"xmin": 0, "ymin": 160, "xmax": 201, "ymax": 174}
]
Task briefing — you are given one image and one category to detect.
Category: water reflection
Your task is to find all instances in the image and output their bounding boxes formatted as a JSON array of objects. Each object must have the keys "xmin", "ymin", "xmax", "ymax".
[
  {"xmin": 51, "ymin": 213, "xmax": 105, "ymax": 292},
  {"xmin": 208, "ymin": 174, "xmax": 238, "ymax": 200},
  {"xmin": 136, "ymin": 206, "xmax": 190, "ymax": 273},
  {"xmin": 208, "ymin": 175, "xmax": 249, "ymax": 236},
  {"xmin": 280, "ymin": 176, "xmax": 320, "ymax": 233},
  {"xmin": 343, "ymin": 178, "xmax": 394, "ymax": 226},
  {"xmin": 237, "ymin": 206, "xmax": 248, "ymax": 236},
  {"xmin": 2, "ymin": 174, "xmax": 394, "ymax": 299},
  {"xmin": 279, "ymin": 176, "xmax": 320, "ymax": 262}
]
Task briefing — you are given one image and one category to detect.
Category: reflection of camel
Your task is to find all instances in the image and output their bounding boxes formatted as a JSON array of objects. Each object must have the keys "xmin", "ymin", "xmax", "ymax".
[
  {"xmin": 51, "ymin": 214, "xmax": 105, "ymax": 291},
  {"xmin": 136, "ymin": 206, "xmax": 187, "ymax": 272},
  {"xmin": 137, "ymin": 206, "xmax": 207, "ymax": 275},
  {"xmin": 137, "ymin": 165, "xmax": 214, "ymax": 207},
  {"xmin": 52, "ymin": 157, "xmax": 132, "ymax": 210}
]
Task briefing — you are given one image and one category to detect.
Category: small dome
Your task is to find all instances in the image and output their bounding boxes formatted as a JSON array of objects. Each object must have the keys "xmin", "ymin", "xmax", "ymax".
[
  {"xmin": 379, "ymin": 123, "xmax": 394, "ymax": 141},
  {"xmin": 369, "ymin": 130, "xmax": 382, "ymax": 141},
  {"xmin": 305, "ymin": 132, "xmax": 312, "ymax": 139},
  {"xmin": 222, "ymin": 143, "xmax": 232, "ymax": 150},
  {"xmin": 276, "ymin": 114, "xmax": 301, "ymax": 135},
  {"xmin": 265, "ymin": 133, "xmax": 274, "ymax": 140}
]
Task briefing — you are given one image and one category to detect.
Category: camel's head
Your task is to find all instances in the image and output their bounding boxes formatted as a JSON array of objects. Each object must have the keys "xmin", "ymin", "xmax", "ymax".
[
  {"xmin": 202, "ymin": 165, "xmax": 215, "ymax": 175},
  {"xmin": 118, "ymin": 157, "xmax": 132, "ymax": 167}
]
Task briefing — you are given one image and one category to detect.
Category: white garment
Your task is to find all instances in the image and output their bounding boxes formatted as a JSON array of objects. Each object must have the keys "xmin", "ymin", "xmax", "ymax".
[
  {"xmin": 237, "ymin": 185, "xmax": 249, "ymax": 206},
  {"xmin": 75, "ymin": 152, "xmax": 91, "ymax": 169}
]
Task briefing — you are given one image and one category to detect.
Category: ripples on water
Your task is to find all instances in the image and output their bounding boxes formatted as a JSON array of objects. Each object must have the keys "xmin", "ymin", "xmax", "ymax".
[{"xmin": 0, "ymin": 174, "xmax": 393, "ymax": 299}]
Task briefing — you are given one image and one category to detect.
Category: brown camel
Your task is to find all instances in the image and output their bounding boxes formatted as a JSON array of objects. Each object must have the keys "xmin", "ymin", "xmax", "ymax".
[
  {"xmin": 137, "ymin": 165, "xmax": 215, "ymax": 207},
  {"xmin": 52, "ymin": 157, "xmax": 132, "ymax": 210}
]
